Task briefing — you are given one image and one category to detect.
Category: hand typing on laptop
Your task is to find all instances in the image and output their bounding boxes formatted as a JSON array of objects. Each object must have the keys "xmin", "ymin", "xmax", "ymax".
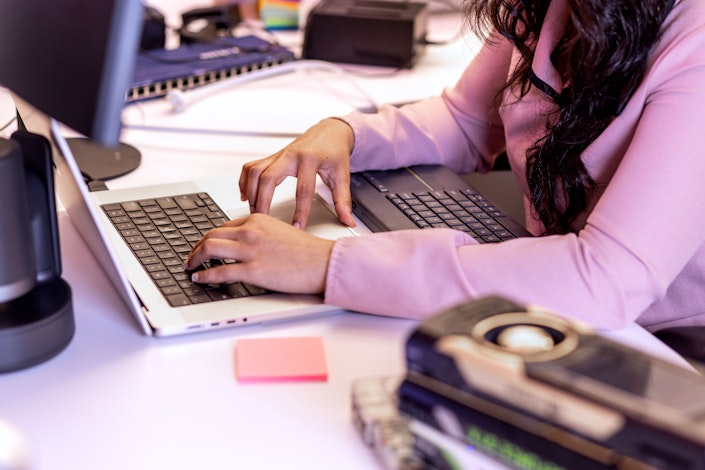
[
  {"xmin": 186, "ymin": 118, "xmax": 356, "ymax": 294},
  {"xmin": 185, "ymin": 212, "xmax": 335, "ymax": 294},
  {"xmin": 238, "ymin": 118, "xmax": 357, "ymax": 230}
]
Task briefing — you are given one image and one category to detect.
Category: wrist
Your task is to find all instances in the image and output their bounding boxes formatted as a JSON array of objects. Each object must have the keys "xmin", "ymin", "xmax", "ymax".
[{"xmin": 322, "ymin": 117, "xmax": 355, "ymax": 155}]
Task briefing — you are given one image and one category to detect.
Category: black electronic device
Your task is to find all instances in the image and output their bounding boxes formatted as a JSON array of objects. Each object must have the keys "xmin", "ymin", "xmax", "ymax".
[
  {"xmin": 0, "ymin": 132, "xmax": 74, "ymax": 373},
  {"xmin": 302, "ymin": 0, "xmax": 428, "ymax": 68},
  {"xmin": 351, "ymin": 376, "xmax": 420, "ymax": 470},
  {"xmin": 349, "ymin": 165, "xmax": 532, "ymax": 242},
  {"xmin": 352, "ymin": 374, "xmax": 581, "ymax": 470},
  {"xmin": 0, "ymin": 141, "xmax": 36, "ymax": 304},
  {"xmin": 0, "ymin": 0, "xmax": 144, "ymax": 182},
  {"xmin": 0, "ymin": 0, "xmax": 144, "ymax": 371},
  {"xmin": 128, "ymin": 35, "xmax": 296, "ymax": 104},
  {"xmin": 179, "ymin": 5, "xmax": 242, "ymax": 44},
  {"xmin": 400, "ymin": 296, "xmax": 705, "ymax": 470},
  {"xmin": 141, "ymin": 5, "xmax": 167, "ymax": 50}
]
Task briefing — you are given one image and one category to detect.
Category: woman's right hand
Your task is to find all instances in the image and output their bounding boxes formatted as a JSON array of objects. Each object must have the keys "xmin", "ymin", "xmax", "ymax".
[{"xmin": 238, "ymin": 118, "xmax": 357, "ymax": 230}]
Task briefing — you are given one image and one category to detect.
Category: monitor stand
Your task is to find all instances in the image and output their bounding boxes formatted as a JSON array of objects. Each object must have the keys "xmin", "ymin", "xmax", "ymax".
[{"xmin": 67, "ymin": 137, "xmax": 141, "ymax": 181}]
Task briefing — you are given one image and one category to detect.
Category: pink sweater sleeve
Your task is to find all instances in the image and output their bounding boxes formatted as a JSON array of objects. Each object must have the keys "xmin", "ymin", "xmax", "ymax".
[{"xmin": 343, "ymin": 36, "xmax": 511, "ymax": 174}]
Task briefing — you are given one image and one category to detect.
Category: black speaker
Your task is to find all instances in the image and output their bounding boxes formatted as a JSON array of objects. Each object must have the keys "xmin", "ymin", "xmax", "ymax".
[
  {"xmin": 0, "ymin": 139, "xmax": 35, "ymax": 303},
  {"xmin": 302, "ymin": 0, "xmax": 428, "ymax": 68},
  {"xmin": 0, "ymin": 131, "xmax": 74, "ymax": 373}
]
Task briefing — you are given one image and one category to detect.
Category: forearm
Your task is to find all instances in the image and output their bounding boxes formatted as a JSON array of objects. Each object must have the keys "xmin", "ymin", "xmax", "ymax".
[{"xmin": 341, "ymin": 97, "xmax": 490, "ymax": 173}]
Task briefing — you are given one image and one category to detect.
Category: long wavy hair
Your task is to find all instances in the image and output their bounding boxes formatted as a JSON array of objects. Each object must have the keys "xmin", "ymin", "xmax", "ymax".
[{"xmin": 463, "ymin": 0, "xmax": 673, "ymax": 234}]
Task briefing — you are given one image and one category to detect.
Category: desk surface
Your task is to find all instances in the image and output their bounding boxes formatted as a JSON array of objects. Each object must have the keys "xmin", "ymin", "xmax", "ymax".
[{"xmin": 0, "ymin": 12, "xmax": 690, "ymax": 470}]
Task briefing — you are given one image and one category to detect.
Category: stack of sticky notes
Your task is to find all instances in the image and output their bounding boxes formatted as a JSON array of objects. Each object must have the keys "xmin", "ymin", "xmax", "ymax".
[{"xmin": 235, "ymin": 336, "xmax": 328, "ymax": 383}]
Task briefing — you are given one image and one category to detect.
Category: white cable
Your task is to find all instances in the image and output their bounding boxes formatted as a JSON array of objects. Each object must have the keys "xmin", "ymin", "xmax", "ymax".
[
  {"xmin": 162, "ymin": 59, "xmax": 380, "ymax": 114},
  {"xmin": 122, "ymin": 123, "xmax": 300, "ymax": 139}
]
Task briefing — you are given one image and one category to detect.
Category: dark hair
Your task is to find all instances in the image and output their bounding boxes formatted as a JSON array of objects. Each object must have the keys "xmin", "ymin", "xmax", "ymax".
[{"xmin": 464, "ymin": 0, "xmax": 673, "ymax": 234}]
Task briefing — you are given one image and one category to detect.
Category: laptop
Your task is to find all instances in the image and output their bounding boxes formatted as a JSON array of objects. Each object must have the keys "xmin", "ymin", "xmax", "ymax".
[
  {"xmin": 38, "ymin": 114, "xmax": 359, "ymax": 337},
  {"xmin": 54, "ymin": 126, "xmax": 530, "ymax": 337},
  {"xmin": 350, "ymin": 165, "xmax": 532, "ymax": 242}
]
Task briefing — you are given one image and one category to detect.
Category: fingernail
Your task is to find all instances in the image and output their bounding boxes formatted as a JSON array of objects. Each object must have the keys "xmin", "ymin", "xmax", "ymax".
[
  {"xmin": 191, "ymin": 272, "xmax": 199, "ymax": 283},
  {"xmin": 293, "ymin": 221, "xmax": 301, "ymax": 229}
]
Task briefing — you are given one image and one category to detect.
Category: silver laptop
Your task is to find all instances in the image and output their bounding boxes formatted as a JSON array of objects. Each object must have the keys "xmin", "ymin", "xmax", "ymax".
[{"xmin": 15, "ymin": 93, "xmax": 358, "ymax": 337}]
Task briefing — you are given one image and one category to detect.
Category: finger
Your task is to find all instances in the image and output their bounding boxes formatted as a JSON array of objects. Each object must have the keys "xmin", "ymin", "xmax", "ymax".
[
  {"xmin": 328, "ymin": 173, "xmax": 357, "ymax": 227},
  {"xmin": 220, "ymin": 215, "xmax": 249, "ymax": 228},
  {"xmin": 186, "ymin": 216, "xmax": 254, "ymax": 269},
  {"xmin": 187, "ymin": 228, "xmax": 214, "ymax": 256},
  {"xmin": 238, "ymin": 161, "xmax": 252, "ymax": 202},
  {"xmin": 240, "ymin": 159, "xmax": 266, "ymax": 210},
  {"xmin": 186, "ymin": 236, "xmax": 244, "ymax": 270},
  {"xmin": 240, "ymin": 156, "xmax": 290, "ymax": 213},
  {"xmin": 333, "ymin": 197, "xmax": 357, "ymax": 228},
  {"xmin": 292, "ymin": 166, "xmax": 318, "ymax": 229},
  {"xmin": 188, "ymin": 223, "xmax": 238, "ymax": 254},
  {"xmin": 190, "ymin": 263, "xmax": 244, "ymax": 285},
  {"xmin": 253, "ymin": 157, "xmax": 295, "ymax": 214}
]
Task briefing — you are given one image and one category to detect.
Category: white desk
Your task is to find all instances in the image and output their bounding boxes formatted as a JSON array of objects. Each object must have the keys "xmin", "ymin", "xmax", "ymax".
[{"xmin": 0, "ymin": 13, "xmax": 691, "ymax": 470}]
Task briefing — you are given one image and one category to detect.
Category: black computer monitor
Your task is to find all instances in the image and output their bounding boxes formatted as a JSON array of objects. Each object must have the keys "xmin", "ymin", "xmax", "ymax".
[{"xmin": 0, "ymin": 0, "xmax": 144, "ymax": 180}]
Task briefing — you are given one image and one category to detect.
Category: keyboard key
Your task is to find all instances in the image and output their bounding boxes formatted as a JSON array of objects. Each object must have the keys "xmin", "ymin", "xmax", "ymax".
[
  {"xmin": 121, "ymin": 201, "xmax": 142, "ymax": 212},
  {"xmin": 156, "ymin": 197, "xmax": 178, "ymax": 209},
  {"xmin": 166, "ymin": 294, "xmax": 191, "ymax": 307}
]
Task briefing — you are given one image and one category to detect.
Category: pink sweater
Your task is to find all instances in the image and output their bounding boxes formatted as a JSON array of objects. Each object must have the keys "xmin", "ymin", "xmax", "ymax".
[{"xmin": 324, "ymin": 0, "xmax": 705, "ymax": 331}]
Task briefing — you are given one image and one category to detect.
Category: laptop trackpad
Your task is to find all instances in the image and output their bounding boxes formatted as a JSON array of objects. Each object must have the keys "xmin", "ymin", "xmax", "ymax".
[{"xmin": 227, "ymin": 197, "xmax": 356, "ymax": 240}]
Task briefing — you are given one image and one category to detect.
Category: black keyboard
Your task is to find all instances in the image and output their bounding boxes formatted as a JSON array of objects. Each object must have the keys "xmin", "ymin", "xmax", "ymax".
[
  {"xmin": 101, "ymin": 193, "xmax": 268, "ymax": 307},
  {"xmin": 386, "ymin": 189, "xmax": 517, "ymax": 243}
]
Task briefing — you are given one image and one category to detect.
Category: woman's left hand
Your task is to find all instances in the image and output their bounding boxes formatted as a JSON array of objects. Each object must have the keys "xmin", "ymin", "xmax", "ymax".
[{"xmin": 185, "ymin": 213, "xmax": 335, "ymax": 294}]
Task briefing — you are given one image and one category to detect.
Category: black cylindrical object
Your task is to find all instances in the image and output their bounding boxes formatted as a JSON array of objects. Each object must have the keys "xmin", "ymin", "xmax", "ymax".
[{"xmin": 0, "ymin": 139, "xmax": 36, "ymax": 303}]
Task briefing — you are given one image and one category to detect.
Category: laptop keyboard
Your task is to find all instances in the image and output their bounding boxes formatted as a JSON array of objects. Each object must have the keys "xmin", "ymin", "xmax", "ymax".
[
  {"xmin": 386, "ymin": 189, "xmax": 517, "ymax": 243},
  {"xmin": 101, "ymin": 193, "xmax": 268, "ymax": 307}
]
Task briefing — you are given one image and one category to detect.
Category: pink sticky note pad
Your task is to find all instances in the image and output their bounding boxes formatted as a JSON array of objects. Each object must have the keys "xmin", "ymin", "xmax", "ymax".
[{"xmin": 235, "ymin": 336, "xmax": 328, "ymax": 383}]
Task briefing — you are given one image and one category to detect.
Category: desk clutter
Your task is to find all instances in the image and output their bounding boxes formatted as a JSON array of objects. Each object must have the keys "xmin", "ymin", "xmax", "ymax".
[
  {"xmin": 128, "ymin": 35, "xmax": 296, "ymax": 103},
  {"xmin": 130, "ymin": 0, "xmax": 431, "ymax": 105},
  {"xmin": 130, "ymin": 3, "xmax": 297, "ymax": 103},
  {"xmin": 352, "ymin": 296, "xmax": 705, "ymax": 470}
]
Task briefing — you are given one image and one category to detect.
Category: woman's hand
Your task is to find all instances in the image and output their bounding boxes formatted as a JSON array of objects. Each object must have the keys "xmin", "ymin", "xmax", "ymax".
[
  {"xmin": 239, "ymin": 118, "xmax": 357, "ymax": 230},
  {"xmin": 185, "ymin": 213, "xmax": 335, "ymax": 294}
]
